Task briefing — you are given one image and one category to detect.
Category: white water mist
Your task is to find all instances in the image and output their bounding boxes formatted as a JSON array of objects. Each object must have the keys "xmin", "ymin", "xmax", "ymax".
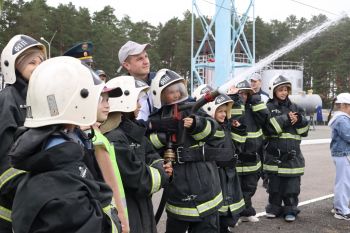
[{"xmin": 218, "ymin": 13, "xmax": 347, "ymax": 94}]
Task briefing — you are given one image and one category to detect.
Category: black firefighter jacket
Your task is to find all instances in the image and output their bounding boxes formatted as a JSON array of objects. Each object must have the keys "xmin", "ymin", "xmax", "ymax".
[
  {"xmin": 148, "ymin": 103, "xmax": 222, "ymax": 221},
  {"xmin": 104, "ymin": 119, "xmax": 169, "ymax": 233},
  {"xmin": 0, "ymin": 77, "xmax": 28, "ymax": 232},
  {"xmin": 231, "ymin": 94, "xmax": 270, "ymax": 175},
  {"xmin": 263, "ymin": 98, "xmax": 310, "ymax": 177},
  {"xmin": 9, "ymin": 126, "xmax": 121, "ymax": 233},
  {"xmin": 206, "ymin": 120, "xmax": 246, "ymax": 216}
]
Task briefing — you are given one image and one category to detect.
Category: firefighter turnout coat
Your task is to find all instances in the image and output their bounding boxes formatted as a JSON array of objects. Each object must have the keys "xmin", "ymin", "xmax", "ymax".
[
  {"xmin": 148, "ymin": 103, "xmax": 222, "ymax": 221},
  {"xmin": 104, "ymin": 118, "xmax": 169, "ymax": 233},
  {"xmin": 206, "ymin": 121, "xmax": 246, "ymax": 216},
  {"xmin": 8, "ymin": 126, "xmax": 121, "ymax": 233},
  {"xmin": 263, "ymin": 98, "xmax": 309, "ymax": 177}
]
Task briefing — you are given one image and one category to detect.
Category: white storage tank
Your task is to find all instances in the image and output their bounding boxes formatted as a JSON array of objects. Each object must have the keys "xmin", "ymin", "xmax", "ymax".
[
  {"xmin": 289, "ymin": 90, "xmax": 323, "ymax": 115},
  {"xmin": 261, "ymin": 61, "xmax": 303, "ymax": 95}
]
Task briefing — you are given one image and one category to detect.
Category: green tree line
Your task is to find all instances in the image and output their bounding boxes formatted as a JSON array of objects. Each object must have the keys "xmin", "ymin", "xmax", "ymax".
[{"xmin": 1, "ymin": 0, "xmax": 349, "ymax": 107}]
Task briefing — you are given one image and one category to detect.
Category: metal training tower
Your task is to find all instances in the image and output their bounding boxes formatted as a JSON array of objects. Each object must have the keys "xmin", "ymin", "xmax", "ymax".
[{"xmin": 191, "ymin": 0, "xmax": 255, "ymax": 92}]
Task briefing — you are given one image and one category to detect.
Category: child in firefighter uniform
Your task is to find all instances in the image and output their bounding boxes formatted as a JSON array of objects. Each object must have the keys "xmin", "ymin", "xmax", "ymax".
[
  {"xmin": 0, "ymin": 34, "xmax": 46, "ymax": 232},
  {"xmin": 263, "ymin": 75, "xmax": 309, "ymax": 222},
  {"xmin": 87, "ymin": 85, "xmax": 130, "ymax": 232},
  {"xmin": 231, "ymin": 80, "xmax": 270, "ymax": 223},
  {"xmin": 193, "ymin": 84, "xmax": 246, "ymax": 233},
  {"xmin": 100, "ymin": 75, "xmax": 171, "ymax": 233},
  {"xmin": 8, "ymin": 57, "xmax": 122, "ymax": 233},
  {"xmin": 148, "ymin": 69, "xmax": 222, "ymax": 233}
]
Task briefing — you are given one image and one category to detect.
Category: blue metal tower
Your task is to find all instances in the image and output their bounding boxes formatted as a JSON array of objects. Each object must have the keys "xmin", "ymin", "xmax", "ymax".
[{"xmin": 191, "ymin": 0, "xmax": 255, "ymax": 92}]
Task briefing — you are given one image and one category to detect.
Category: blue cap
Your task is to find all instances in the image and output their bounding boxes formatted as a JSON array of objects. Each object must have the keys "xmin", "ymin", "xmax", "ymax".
[{"xmin": 63, "ymin": 42, "xmax": 93, "ymax": 63}]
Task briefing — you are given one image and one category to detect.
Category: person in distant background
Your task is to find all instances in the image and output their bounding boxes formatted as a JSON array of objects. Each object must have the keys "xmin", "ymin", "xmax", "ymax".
[
  {"xmin": 118, "ymin": 40, "xmax": 155, "ymax": 121},
  {"xmin": 63, "ymin": 41, "xmax": 95, "ymax": 69},
  {"xmin": 249, "ymin": 73, "xmax": 269, "ymax": 103},
  {"xmin": 328, "ymin": 93, "xmax": 350, "ymax": 221},
  {"xmin": 96, "ymin": 69, "xmax": 108, "ymax": 82}
]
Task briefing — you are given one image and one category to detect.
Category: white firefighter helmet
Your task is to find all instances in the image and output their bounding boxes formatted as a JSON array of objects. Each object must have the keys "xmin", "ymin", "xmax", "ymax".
[
  {"xmin": 24, "ymin": 56, "xmax": 104, "ymax": 128},
  {"xmin": 236, "ymin": 80, "xmax": 254, "ymax": 95},
  {"xmin": 151, "ymin": 69, "xmax": 188, "ymax": 109},
  {"xmin": 192, "ymin": 84, "xmax": 232, "ymax": 119},
  {"xmin": 99, "ymin": 76, "xmax": 149, "ymax": 134},
  {"xmin": 106, "ymin": 76, "xmax": 149, "ymax": 113},
  {"xmin": 268, "ymin": 75, "xmax": 292, "ymax": 99},
  {"xmin": 203, "ymin": 94, "xmax": 233, "ymax": 119},
  {"xmin": 192, "ymin": 84, "xmax": 214, "ymax": 101},
  {"xmin": 1, "ymin": 34, "xmax": 47, "ymax": 85}
]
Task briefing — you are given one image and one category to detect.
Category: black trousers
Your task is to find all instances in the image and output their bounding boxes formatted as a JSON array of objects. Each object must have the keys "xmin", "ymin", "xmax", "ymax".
[
  {"xmin": 265, "ymin": 174, "xmax": 301, "ymax": 216},
  {"xmin": 219, "ymin": 212, "xmax": 240, "ymax": 233},
  {"xmin": 238, "ymin": 173, "xmax": 259, "ymax": 216},
  {"xmin": 165, "ymin": 212, "xmax": 219, "ymax": 233}
]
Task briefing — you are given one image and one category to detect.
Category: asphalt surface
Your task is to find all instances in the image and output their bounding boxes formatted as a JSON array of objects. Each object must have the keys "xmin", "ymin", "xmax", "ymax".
[{"xmin": 153, "ymin": 125, "xmax": 350, "ymax": 233}]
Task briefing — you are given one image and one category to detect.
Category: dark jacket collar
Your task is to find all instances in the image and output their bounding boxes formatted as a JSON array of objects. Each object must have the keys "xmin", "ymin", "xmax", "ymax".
[{"xmin": 119, "ymin": 119, "xmax": 146, "ymax": 143}]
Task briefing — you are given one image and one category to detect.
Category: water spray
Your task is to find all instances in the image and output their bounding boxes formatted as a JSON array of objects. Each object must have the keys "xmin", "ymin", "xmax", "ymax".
[{"xmin": 217, "ymin": 12, "xmax": 347, "ymax": 94}]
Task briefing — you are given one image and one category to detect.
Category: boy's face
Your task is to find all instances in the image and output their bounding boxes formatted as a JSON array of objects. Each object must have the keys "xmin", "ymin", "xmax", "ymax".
[
  {"xmin": 275, "ymin": 85, "xmax": 289, "ymax": 101},
  {"xmin": 215, "ymin": 104, "xmax": 227, "ymax": 123},
  {"xmin": 163, "ymin": 84, "xmax": 182, "ymax": 105},
  {"xmin": 239, "ymin": 91, "xmax": 248, "ymax": 104},
  {"xmin": 97, "ymin": 93, "xmax": 110, "ymax": 122}
]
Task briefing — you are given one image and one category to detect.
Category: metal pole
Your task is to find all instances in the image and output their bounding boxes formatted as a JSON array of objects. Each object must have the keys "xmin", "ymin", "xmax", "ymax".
[
  {"xmin": 40, "ymin": 37, "xmax": 50, "ymax": 58},
  {"xmin": 40, "ymin": 31, "xmax": 57, "ymax": 59}
]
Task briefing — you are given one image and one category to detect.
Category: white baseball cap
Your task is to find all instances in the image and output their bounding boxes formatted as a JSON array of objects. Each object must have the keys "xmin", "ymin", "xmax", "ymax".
[
  {"xmin": 118, "ymin": 40, "xmax": 151, "ymax": 64},
  {"xmin": 335, "ymin": 93, "xmax": 350, "ymax": 104},
  {"xmin": 250, "ymin": 72, "xmax": 262, "ymax": 81}
]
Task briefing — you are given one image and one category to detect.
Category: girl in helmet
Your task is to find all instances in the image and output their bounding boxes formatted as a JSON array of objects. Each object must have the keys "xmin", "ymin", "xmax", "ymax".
[
  {"xmin": 0, "ymin": 34, "xmax": 46, "ymax": 232},
  {"xmin": 263, "ymin": 75, "xmax": 309, "ymax": 222},
  {"xmin": 101, "ymin": 76, "xmax": 172, "ymax": 233},
  {"xmin": 231, "ymin": 80, "xmax": 270, "ymax": 223},
  {"xmin": 193, "ymin": 84, "xmax": 246, "ymax": 233},
  {"xmin": 86, "ymin": 86, "xmax": 130, "ymax": 233},
  {"xmin": 9, "ymin": 56, "xmax": 122, "ymax": 232},
  {"xmin": 147, "ymin": 69, "xmax": 222, "ymax": 233}
]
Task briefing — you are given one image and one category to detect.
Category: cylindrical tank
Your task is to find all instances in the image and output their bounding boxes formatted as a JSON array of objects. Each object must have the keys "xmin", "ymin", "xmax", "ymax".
[
  {"xmin": 261, "ymin": 61, "xmax": 303, "ymax": 95},
  {"xmin": 289, "ymin": 90, "xmax": 323, "ymax": 115}
]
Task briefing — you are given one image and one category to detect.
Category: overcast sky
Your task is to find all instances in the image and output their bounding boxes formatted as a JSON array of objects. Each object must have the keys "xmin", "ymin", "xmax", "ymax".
[{"xmin": 45, "ymin": 0, "xmax": 349, "ymax": 25}]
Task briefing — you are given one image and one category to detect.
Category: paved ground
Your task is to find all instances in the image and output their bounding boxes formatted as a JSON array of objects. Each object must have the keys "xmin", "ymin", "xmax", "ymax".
[{"xmin": 154, "ymin": 125, "xmax": 350, "ymax": 233}]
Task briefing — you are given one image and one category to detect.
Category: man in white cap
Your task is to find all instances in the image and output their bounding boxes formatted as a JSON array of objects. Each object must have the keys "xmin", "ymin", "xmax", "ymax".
[
  {"xmin": 250, "ymin": 72, "xmax": 269, "ymax": 103},
  {"xmin": 118, "ymin": 40, "xmax": 155, "ymax": 121}
]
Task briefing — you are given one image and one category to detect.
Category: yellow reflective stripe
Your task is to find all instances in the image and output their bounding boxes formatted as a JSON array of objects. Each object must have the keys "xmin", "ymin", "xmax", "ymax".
[
  {"xmin": 166, "ymin": 192, "xmax": 223, "ymax": 217},
  {"xmin": 236, "ymin": 161, "xmax": 262, "ymax": 173},
  {"xmin": 231, "ymin": 108, "xmax": 243, "ymax": 115},
  {"xmin": 166, "ymin": 203, "xmax": 200, "ymax": 217},
  {"xmin": 246, "ymin": 129, "xmax": 263, "ymax": 138},
  {"xmin": 231, "ymin": 133, "xmax": 246, "ymax": 143},
  {"xmin": 296, "ymin": 125, "xmax": 310, "ymax": 135},
  {"xmin": 192, "ymin": 120, "xmax": 212, "ymax": 141},
  {"xmin": 277, "ymin": 133, "xmax": 301, "ymax": 140},
  {"xmin": 214, "ymin": 130, "xmax": 225, "ymax": 138},
  {"xmin": 149, "ymin": 133, "xmax": 165, "ymax": 149},
  {"xmin": 0, "ymin": 168, "xmax": 26, "ymax": 189},
  {"xmin": 270, "ymin": 117, "xmax": 282, "ymax": 134},
  {"xmin": 252, "ymin": 103, "xmax": 267, "ymax": 112},
  {"xmin": 219, "ymin": 198, "xmax": 245, "ymax": 213},
  {"xmin": 278, "ymin": 167, "xmax": 304, "ymax": 175},
  {"xmin": 149, "ymin": 167, "xmax": 161, "ymax": 194},
  {"xmin": 103, "ymin": 204, "xmax": 119, "ymax": 233},
  {"xmin": 263, "ymin": 164, "xmax": 278, "ymax": 172},
  {"xmin": 197, "ymin": 192, "xmax": 223, "ymax": 214},
  {"xmin": 0, "ymin": 206, "xmax": 11, "ymax": 222},
  {"xmin": 263, "ymin": 164, "xmax": 304, "ymax": 175}
]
